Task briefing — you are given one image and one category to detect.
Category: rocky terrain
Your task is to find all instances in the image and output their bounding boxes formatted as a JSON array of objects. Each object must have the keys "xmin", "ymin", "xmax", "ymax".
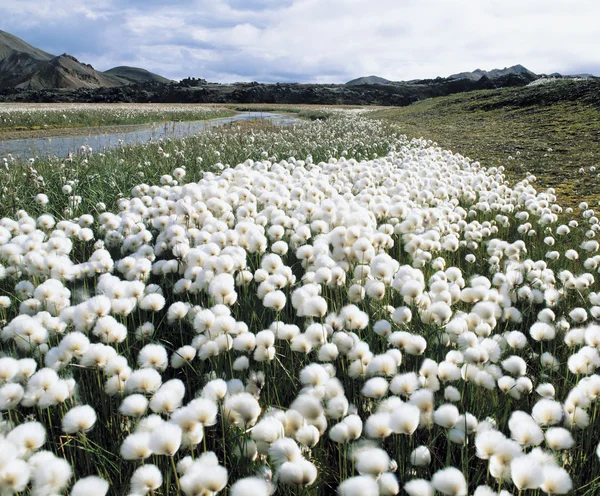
[
  {"xmin": 447, "ymin": 64, "xmax": 537, "ymax": 81},
  {"xmin": 0, "ymin": 72, "xmax": 540, "ymax": 105},
  {"xmin": 0, "ymin": 30, "xmax": 169, "ymax": 90}
]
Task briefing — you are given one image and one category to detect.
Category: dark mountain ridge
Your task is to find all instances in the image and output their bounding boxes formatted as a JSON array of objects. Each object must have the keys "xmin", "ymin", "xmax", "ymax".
[
  {"xmin": 0, "ymin": 29, "xmax": 170, "ymax": 90},
  {"xmin": 0, "ymin": 71, "xmax": 544, "ymax": 106}
]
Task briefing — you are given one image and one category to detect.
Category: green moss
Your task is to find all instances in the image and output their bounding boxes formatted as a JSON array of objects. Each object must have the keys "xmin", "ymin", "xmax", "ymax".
[{"xmin": 370, "ymin": 81, "xmax": 600, "ymax": 207}]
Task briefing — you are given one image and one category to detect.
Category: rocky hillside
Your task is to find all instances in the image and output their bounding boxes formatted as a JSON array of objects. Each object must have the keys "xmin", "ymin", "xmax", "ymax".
[
  {"xmin": 2, "ymin": 53, "xmax": 123, "ymax": 89},
  {"xmin": 0, "ymin": 30, "xmax": 169, "ymax": 90},
  {"xmin": 448, "ymin": 64, "xmax": 537, "ymax": 81},
  {"xmin": 347, "ymin": 65, "xmax": 539, "ymax": 86},
  {"xmin": 0, "ymin": 30, "xmax": 53, "ymax": 62},
  {"xmin": 0, "ymin": 71, "xmax": 540, "ymax": 105}
]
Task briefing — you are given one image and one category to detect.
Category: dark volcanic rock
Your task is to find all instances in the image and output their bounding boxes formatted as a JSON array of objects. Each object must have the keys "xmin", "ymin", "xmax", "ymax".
[{"xmin": 0, "ymin": 72, "xmax": 542, "ymax": 106}]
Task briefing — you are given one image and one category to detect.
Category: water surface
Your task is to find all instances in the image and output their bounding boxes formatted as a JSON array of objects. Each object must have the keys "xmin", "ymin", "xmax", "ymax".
[{"xmin": 0, "ymin": 112, "xmax": 300, "ymax": 159}]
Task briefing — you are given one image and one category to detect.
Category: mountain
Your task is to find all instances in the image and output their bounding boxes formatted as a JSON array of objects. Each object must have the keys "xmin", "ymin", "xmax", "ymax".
[
  {"xmin": 0, "ymin": 30, "xmax": 53, "ymax": 62},
  {"xmin": 104, "ymin": 66, "xmax": 171, "ymax": 85},
  {"xmin": 547, "ymin": 72, "xmax": 595, "ymax": 79},
  {"xmin": 14, "ymin": 54, "xmax": 125, "ymax": 89},
  {"xmin": 448, "ymin": 64, "xmax": 536, "ymax": 81},
  {"xmin": 346, "ymin": 75, "xmax": 391, "ymax": 85},
  {"xmin": 347, "ymin": 66, "xmax": 538, "ymax": 86},
  {"xmin": 0, "ymin": 30, "xmax": 169, "ymax": 89}
]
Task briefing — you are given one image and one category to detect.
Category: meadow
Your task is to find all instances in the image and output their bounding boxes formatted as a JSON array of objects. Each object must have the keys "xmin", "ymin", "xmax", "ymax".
[
  {"xmin": 0, "ymin": 103, "xmax": 236, "ymax": 132},
  {"xmin": 0, "ymin": 105, "xmax": 600, "ymax": 495},
  {"xmin": 370, "ymin": 78, "xmax": 600, "ymax": 207}
]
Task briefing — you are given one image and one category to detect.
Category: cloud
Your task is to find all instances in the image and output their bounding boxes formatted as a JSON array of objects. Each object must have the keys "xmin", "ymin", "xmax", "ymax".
[{"xmin": 1, "ymin": 0, "xmax": 598, "ymax": 82}]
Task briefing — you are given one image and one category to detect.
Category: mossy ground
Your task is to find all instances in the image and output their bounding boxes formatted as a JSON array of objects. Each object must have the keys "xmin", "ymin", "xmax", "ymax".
[{"xmin": 369, "ymin": 80, "xmax": 600, "ymax": 207}]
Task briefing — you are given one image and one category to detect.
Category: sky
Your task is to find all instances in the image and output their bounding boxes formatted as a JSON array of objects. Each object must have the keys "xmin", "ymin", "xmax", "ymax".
[{"xmin": 1, "ymin": 0, "xmax": 599, "ymax": 83}]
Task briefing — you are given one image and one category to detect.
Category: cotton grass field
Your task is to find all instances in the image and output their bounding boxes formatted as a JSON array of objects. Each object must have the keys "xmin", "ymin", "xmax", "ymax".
[
  {"xmin": 1, "ymin": 108, "xmax": 600, "ymax": 495},
  {"xmin": 0, "ymin": 103, "xmax": 235, "ymax": 131}
]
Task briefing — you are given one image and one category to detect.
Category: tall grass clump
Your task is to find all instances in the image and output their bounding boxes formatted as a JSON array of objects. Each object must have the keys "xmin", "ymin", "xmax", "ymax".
[{"xmin": 0, "ymin": 109, "xmax": 599, "ymax": 495}]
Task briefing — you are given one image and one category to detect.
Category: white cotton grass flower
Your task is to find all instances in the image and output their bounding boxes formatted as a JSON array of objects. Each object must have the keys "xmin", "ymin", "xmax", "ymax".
[
  {"xmin": 224, "ymin": 392, "xmax": 262, "ymax": 427},
  {"xmin": 296, "ymin": 424, "xmax": 320, "ymax": 447},
  {"xmin": 544, "ymin": 427, "xmax": 574, "ymax": 450},
  {"xmin": 329, "ymin": 422, "xmax": 350, "ymax": 444},
  {"xmin": 32, "ymin": 455, "xmax": 73, "ymax": 494},
  {"xmin": 179, "ymin": 455, "xmax": 228, "ymax": 494},
  {"xmin": 508, "ymin": 411, "xmax": 543, "ymax": 447},
  {"xmin": 354, "ymin": 447, "xmax": 390, "ymax": 477},
  {"xmin": 125, "ymin": 368, "xmax": 162, "ymax": 394},
  {"xmin": 444, "ymin": 386, "xmax": 461, "ymax": 402},
  {"xmin": 433, "ymin": 404, "xmax": 459, "ymax": 429},
  {"xmin": 139, "ymin": 293, "xmax": 166, "ymax": 312},
  {"xmin": 378, "ymin": 472, "xmax": 399, "ymax": 496},
  {"xmin": 148, "ymin": 422, "xmax": 182, "ymax": 456},
  {"xmin": 361, "ymin": 377, "xmax": 389, "ymax": 398},
  {"xmin": 404, "ymin": 479, "xmax": 434, "ymax": 496},
  {"xmin": 171, "ymin": 345, "xmax": 196, "ymax": 368},
  {"xmin": 62, "ymin": 405, "xmax": 97, "ymax": 434},
  {"xmin": 229, "ymin": 476, "xmax": 271, "ymax": 496},
  {"xmin": 342, "ymin": 414, "xmax": 363, "ymax": 440},
  {"xmin": 7, "ymin": 421, "xmax": 46, "ymax": 453},
  {"xmin": 70, "ymin": 475, "xmax": 110, "ymax": 496},
  {"xmin": 119, "ymin": 394, "xmax": 149, "ymax": 417},
  {"xmin": 149, "ymin": 388, "xmax": 183, "ymax": 415},
  {"xmin": 202, "ymin": 379, "xmax": 228, "ymax": 402},
  {"xmin": 502, "ymin": 356, "xmax": 527, "ymax": 376},
  {"xmin": 0, "ymin": 457, "xmax": 30, "ymax": 493},
  {"xmin": 410, "ymin": 445, "xmax": 431, "ymax": 466},
  {"xmin": 337, "ymin": 475, "xmax": 379, "ymax": 496},
  {"xmin": 511, "ymin": 456, "xmax": 544, "ymax": 490},
  {"xmin": 389, "ymin": 403, "xmax": 420, "ymax": 435},
  {"xmin": 0, "ymin": 382, "xmax": 25, "ymax": 410},
  {"xmin": 138, "ymin": 344, "xmax": 168, "ymax": 371},
  {"xmin": 431, "ymin": 467, "xmax": 467, "ymax": 496},
  {"xmin": 530, "ymin": 322, "xmax": 556, "ymax": 341},
  {"xmin": 536, "ymin": 383, "xmax": 555, "ymax": 398},
  {"xmin": 0, "ymin": 357, "xmax": 19, "ymax": 382},
  {"xmin": 365, "ymin": 412, "xmax": 392, "ymax": 439},
  {"xmin": 569, "ymin": 307, "xmax": 588, "ymax": 323},
  {"xmin": 289, "ymin": 394, "xmax": 323, "ymax": 421},
  {"xmin": 129, "ymin": 464, "xmax": 163, "ymax": 495},
  {"xmin": 263, "ymin": 290, "xmax": 286, "ymax": 311},
  {"xmin": 120, "ymin": 432, "xmax": 152, "ymax": 460},
  {"xmin": 539, "ymin": 465, "xmax": 572, "ymax": 494},
  {"xmin": 473, "ymin": 487, "xmax": 511, "ymax": 496},
  {"xmin": 475, "ymin": 429, "xmax": 506, "ymax": 460},
  {"xmin": 390, "ymin": 372, "xmax": 419, "ymax": 396},
  {"xmin": 269, "ymin": 437, "xmax": 302, "ymax": 467},
  {"xmin": 251, "ymin": 416, "xmax": 285, "ymax": 445},
  {"xmin": 532, "ymin": 399, "xmax": 563, "ymax": 426}
]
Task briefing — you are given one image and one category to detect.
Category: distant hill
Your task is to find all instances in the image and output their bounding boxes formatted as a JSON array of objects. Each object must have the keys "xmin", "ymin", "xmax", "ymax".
[
  {"xmin": 347, "ymin": 66, "xmax": 538, "ymax": 86},
  {"xmin": 1, "ymin": 53, "xmax": 124, "ymax": 89},
  {"xmin": 346, "ymin": 75, "xmax": 391, "ymax": 85},
  {"xmin": 0, "ymin": 30, "xmax": 169, "ymax": 89},
  {"xmin": 448, "ymin": 64, "xmax": 537, "ymax": 81},
  {"xmin": 104, "ymin": 66, "xmax": 171, "ymax": 85}
]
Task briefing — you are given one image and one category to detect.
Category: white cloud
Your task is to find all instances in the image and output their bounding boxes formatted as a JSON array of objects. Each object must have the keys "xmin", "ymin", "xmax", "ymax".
[
  {"xmin": 1, "ymin": 0, "xmax": 112, "ymax": 22},
  {"xmin": 1, "ymin": 0, "xmax": 599, "ymax": 82}
]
